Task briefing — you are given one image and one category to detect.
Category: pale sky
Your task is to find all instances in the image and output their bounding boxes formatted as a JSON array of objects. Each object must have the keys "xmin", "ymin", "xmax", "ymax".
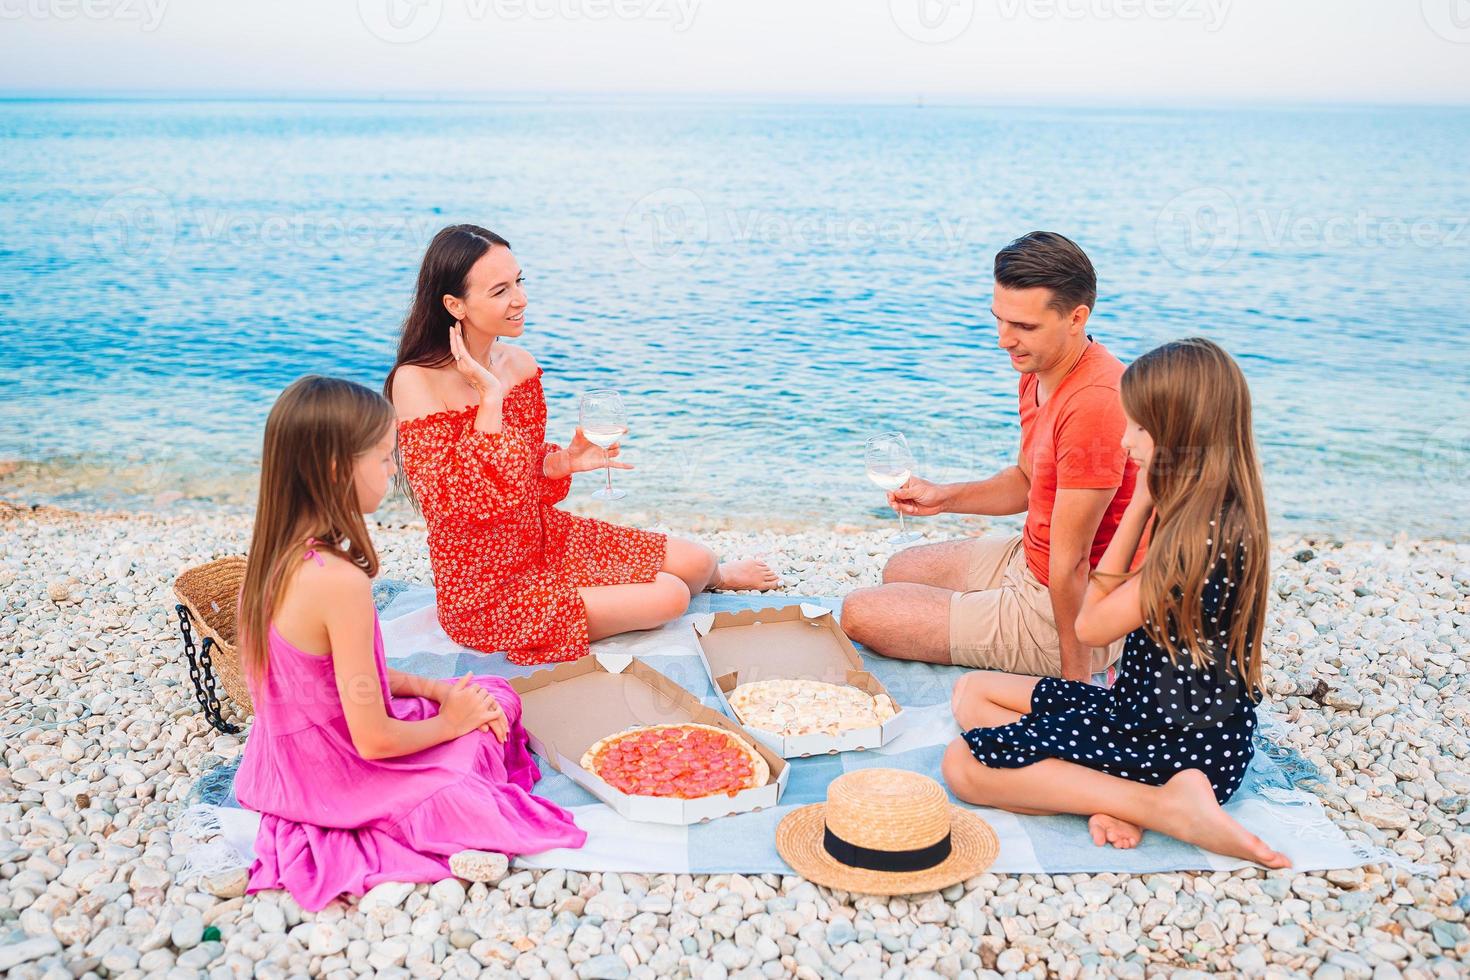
[{"xmin": 5, "ymin": 0, "xmax": 1469, "ymax": 104}]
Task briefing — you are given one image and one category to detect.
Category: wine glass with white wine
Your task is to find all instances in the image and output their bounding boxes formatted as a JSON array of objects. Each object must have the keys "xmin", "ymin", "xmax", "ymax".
[
  {"xmin": 865, "ymin": 431, "xmax": 921, "ymax": 545},
  {"xmin": 579, "ymin": 388, "xmax": 629, "ymax": 501}
]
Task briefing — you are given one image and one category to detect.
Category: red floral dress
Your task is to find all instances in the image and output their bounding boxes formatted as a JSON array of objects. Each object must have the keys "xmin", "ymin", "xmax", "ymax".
[{"xmin": 397, "ymin": 369, "xmax": 668, "ymax": 665}]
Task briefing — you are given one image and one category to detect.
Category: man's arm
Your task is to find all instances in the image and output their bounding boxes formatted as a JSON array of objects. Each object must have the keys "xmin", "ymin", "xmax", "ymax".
[
  {"xmin": 1047, "ymin": 487, "xmax": 1116, "ymax": 682},
  {"xmin": 891, "ymin": 463, "xmax": 1030, "ymax": 517},
  {"xmin": 934, "ymin": 465, "xmax": 1031, "ymax": 516}
]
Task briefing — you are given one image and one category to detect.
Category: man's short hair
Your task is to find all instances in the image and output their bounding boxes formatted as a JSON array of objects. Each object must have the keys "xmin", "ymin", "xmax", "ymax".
[{"xmin": 994, "ymin": 231, "xmax": 1097, "ymax": 314}]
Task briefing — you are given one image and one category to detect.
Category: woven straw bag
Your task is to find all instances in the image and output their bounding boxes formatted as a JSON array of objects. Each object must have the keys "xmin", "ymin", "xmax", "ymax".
[{"xmin": 172, "ymin": 556, "xmax": 252, "ymax": 733}]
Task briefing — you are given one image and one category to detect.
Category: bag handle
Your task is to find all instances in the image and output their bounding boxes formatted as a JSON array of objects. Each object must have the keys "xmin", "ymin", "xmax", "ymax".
[{"xmin": 175, "ymin": 604, "xmax": 242, "ymax": 735}]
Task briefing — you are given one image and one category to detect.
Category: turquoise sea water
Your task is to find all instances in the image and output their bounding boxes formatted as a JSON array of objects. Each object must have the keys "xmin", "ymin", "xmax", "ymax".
[{"xmin": 1, "ymin": 100, "xmax": 1466, "ymax": 537}]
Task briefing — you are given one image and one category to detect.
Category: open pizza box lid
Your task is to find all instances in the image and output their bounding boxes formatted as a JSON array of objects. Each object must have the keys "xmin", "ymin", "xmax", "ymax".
[
  {"xmin": 509, "ymin": 653, "xmax": 788, "ymax": 826},
  {"xmin": 690, "ymin": 602, "xmax": 915, "ymax": 758}
]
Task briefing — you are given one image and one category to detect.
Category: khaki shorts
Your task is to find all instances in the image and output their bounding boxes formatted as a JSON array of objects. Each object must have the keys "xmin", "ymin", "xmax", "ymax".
[{"xmin": 949, "ymin": 534, "xmax": 1125, "ymax": 676}]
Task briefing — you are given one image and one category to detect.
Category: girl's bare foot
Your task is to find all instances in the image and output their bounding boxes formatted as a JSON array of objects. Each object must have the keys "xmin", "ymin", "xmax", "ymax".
[
  {"xmin": 712, "ymin": 558, "xmax": 781, "ymax": 591},
  {"xmin": 1157, "ymin": 770, "xmax": 1291, "ymax": 868},
  {"xmin": 1088, "ymin": 813, "xmax": 1143, "ymax": 849}
]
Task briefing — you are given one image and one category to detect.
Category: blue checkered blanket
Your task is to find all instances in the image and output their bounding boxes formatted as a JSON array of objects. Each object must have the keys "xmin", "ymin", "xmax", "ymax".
[{"xmin": 187, "ymin": 586, "xmax": 1398, "ymax": 877}]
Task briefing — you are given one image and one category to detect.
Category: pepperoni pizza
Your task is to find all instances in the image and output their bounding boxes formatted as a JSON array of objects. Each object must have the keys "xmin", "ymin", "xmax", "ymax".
[{"xmin": 580, "ymin": 723, "xmax": 770, "ymax": 799}]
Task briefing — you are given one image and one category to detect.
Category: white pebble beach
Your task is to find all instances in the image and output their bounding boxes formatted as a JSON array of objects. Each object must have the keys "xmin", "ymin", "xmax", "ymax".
[{"xmin": 1, "ymin": 500, "xmax": 1467, "ymax": 979}]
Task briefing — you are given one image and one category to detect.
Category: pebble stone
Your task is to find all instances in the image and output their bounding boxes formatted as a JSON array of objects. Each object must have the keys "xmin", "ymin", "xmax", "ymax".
[
  {"xmin": 448, "ymin": 848, "xmax": 510, "ymax": 884},
  {"xmin": 0, "ymin": 504, "xmax": 1466, "ymax": 979}
]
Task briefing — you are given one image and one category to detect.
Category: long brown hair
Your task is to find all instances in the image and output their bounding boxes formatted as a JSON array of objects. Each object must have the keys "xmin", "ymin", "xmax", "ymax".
[
  {"xmin": 383, "ymin": 223, "xmax": 510, "ymax": 510},
  {"xmin": 1121, "ymin": 338, "xmax": 1269, "ymax": 696},
  {"xmin": 239, "ymin": 376, "xmax": 396, "ymax": 680},
  {"xmin": 382, "ymin": 224, "xmax": 514, "ymax": 511}
]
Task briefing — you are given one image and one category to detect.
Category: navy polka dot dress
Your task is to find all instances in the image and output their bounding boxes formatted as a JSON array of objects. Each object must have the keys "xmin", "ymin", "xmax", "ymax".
[{"xmin": 962, "ymin": 542, "xmax": 1260, "ymax": 805}]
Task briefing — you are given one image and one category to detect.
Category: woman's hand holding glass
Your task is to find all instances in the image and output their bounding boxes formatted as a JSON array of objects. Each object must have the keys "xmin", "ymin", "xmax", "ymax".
[
  {"xmin": 579, "ymin": 389, "xmax": 631, "ymax": 501},
  {"xmin": 546, "ymin": 427, "xmax": 634, "ymax": 481}
]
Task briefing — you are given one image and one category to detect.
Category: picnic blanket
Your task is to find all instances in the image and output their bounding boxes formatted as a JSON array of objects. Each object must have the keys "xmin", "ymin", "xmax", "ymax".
[{"xmin": 177, "ymin": 585, "xmax": 1413, "ymax": 881}]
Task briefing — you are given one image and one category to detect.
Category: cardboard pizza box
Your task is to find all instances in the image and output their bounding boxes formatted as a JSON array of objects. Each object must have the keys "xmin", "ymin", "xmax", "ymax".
[
  {"xmin": 690, "ymin": 602, "xmax": 915, "ymax": 758},
  {"xmin": 509, "ymin": 653, "xmax": 788, "ymax": 826}
]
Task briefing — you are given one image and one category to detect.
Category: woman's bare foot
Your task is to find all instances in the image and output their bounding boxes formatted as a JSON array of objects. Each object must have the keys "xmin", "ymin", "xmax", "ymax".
[
  {"xmin": 1088, "ymin": 813, "xmax": 1143, "ymax": 849},
  {"xmin": 1157, "ymin": 770, "xmax": 1291, "ymax": 868},
  {"xmin": 711, "ymin": 558, "xmax": 781, "ymax": 592}
]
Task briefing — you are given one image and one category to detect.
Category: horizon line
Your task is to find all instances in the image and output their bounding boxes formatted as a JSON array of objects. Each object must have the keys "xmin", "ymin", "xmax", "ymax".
[{"xmin": 2, "ymin": 91, "xmax": 1469, "ymax": 112}]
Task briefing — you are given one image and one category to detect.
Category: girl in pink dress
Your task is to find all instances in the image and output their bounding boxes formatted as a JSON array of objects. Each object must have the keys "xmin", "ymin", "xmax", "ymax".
[{"xmin": 233, "ymin": 376, "xmax": 585, "ymax": 911}]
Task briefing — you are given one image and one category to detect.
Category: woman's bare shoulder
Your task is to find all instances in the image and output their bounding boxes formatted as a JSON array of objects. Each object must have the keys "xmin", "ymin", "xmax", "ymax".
[
  {"xmin": 391, "ymin": 364, "xmax": 456, "ymax": 419},
  {"xmin": 500, "ymin": 344, "xmax": 539, "ymax": 375}
]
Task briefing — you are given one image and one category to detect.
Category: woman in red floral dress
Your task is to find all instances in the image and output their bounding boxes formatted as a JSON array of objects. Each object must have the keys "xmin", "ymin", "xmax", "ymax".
[{"xmin": 387, "ymin": 225, "xmax": 780, "ymax": 665}]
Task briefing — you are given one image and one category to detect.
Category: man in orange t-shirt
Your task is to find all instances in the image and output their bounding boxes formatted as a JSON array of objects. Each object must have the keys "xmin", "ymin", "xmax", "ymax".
[{"xmin": 841, "ymin": 232, "xmax": 1140, "ymax": 682}]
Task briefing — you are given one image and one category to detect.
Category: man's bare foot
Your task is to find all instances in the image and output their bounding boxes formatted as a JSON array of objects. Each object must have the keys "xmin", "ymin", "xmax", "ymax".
[
  {"xmin": 1157, "ymin": 770, "xmax": 1291, "ymax": 868},
  {"xmin": 712, "ymin": 558, "xmax": 781, "ymax": 592},
  {"xmin": 1088, "ymin": 813, "xmax": 1143, "ymax": 849}
]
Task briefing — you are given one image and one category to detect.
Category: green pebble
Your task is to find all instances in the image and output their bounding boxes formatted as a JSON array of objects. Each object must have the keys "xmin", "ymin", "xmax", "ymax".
[{"xmin": 201, "ymin": 925, "xmax": 221, "ymax": 943}]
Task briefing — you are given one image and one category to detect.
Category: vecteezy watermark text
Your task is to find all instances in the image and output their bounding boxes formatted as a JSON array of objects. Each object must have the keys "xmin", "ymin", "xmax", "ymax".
[
  {"xmin": 996, "ymin": 0, "xmax": 1230, "ymax": 31},
  {"xmin": 487, "ymin": 0, "xmax": 698, "ymax": 27},
  {"xmin": 0, "ymin": 0, "xmax": 167, "ymax": 30},
  {"xmin": 622, "ymin": 188, "xmax": 973, "ymax": 270},
  {"xmin": 91, "ymin": 188, "xmax": 445, "ymax": 261},
  {"xmin": 725, "ymin": 210, "xmax": 970, "ymax": 251},
  {"xmin": 357, "ymin": 0, "xmax": 699, "ymax": 44},
  {"xmin": 889, "ymin": 0, "xmax": 1229, "ymax": 44},
  {"xmin": 1155, "ymin": 187, "xmax": 1470, "ymax": 273}
]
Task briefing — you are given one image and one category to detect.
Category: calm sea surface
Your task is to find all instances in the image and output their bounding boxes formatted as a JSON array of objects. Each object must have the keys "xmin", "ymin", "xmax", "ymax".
[{"xmin": 1, "ymin": 100, "xmax": 1466, "ymax": 538}]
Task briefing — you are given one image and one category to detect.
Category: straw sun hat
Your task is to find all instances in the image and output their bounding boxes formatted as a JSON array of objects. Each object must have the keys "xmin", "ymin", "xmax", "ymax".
[{"xmin": 776, "ymin": 768, "xmax": 998, "ymax": 896}]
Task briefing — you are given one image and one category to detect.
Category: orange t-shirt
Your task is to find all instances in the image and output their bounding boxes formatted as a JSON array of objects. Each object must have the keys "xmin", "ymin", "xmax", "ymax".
[{"xmin": 1019, "ymin": 338, "xmax": 1139, "ymax": 586}]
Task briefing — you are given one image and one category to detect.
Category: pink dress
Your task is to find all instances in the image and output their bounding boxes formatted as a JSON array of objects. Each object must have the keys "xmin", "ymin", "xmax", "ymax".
[{"xmin": 233, "ymin": 551, "xmax": 586, "ymax": 911}]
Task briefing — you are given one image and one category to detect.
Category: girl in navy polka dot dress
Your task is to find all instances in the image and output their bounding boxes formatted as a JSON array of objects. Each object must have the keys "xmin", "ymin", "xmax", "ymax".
[{"xmin": 941, "ymin": 338, "xmax": 1290, "ymax": 869}]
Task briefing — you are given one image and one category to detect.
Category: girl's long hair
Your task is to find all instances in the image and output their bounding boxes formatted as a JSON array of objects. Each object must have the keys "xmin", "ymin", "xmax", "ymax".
[
  {"xmin": 383, "ymin": 224, "xmax": 510, "ymax": 511},
  {"xmin": 239, "ymin": 376, "xmax": 396, "ymax": 681},
  {"xmin": 1121, "ymin": 338, "xmax": 1269, "ymax": 696}
]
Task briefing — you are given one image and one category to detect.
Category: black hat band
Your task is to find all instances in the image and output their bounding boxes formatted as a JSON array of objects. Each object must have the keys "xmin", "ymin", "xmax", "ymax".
[{"xmin": 822, "ymin": 824, "xmax": 953, "ymax": 873}]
